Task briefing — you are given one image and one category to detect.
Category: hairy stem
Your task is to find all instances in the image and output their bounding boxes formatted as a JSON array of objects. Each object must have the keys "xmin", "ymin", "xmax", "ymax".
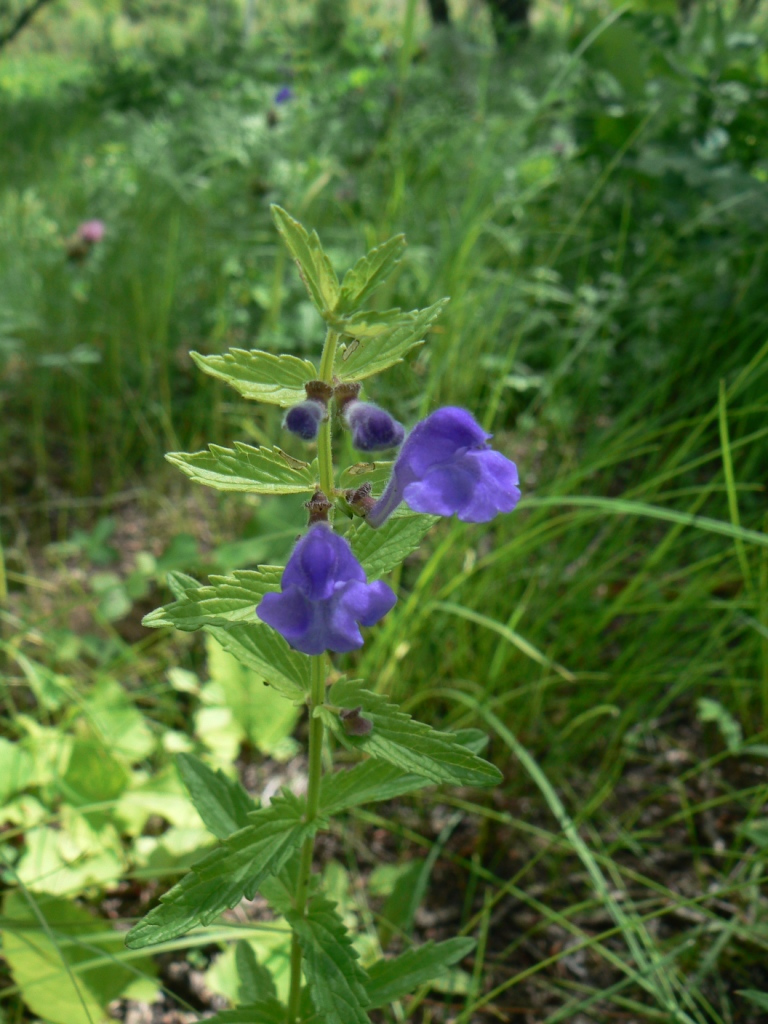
[
  {"xmin": 317, "ymin": 328, "xmax": 339, "ymax": 499},
  {"xmin": 287, "ymin": 654, "xmax": 327, "ymax": 1022}
]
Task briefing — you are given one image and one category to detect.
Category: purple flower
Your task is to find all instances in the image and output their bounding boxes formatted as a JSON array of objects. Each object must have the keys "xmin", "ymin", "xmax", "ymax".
[
  {"xmin": 367, "ymin": 407, "xmax": 521, "ymax": 527},
  {"xmin": 344, "ymin": 401, "xmax": 405, "ymax": 452},
  {"xmin": 77, "ymin": 220, "xmax": 105, "ymax": 243},
  {"xmin": 274, "ymin": 86, "xmax": 294, "ymax": 105},
  {"xmin": 256, "ymin": 524, "xmax": 396, "ymax": 655},
  {"xmin": 284, "ymin": 400, "xmax": 326, "ymax": 441}
]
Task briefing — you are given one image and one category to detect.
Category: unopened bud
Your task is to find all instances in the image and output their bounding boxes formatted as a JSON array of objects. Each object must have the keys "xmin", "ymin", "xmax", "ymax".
[
  {"xmin": 344, "ymin": 401, "xmax": 405, "ymax": 452},
  {"xmin": 340, "ymin": 706, "xmax": 373, "ymax": 736},
  {"xmin": 284, "ymin": 400, "xmax": 326, "ymax": 441},
  {"xmin": 345, "ymin": 481, "xmax": 376, "ymax": 517}
]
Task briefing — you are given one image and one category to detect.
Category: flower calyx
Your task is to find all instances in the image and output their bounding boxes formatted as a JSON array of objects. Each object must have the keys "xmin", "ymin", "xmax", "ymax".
[
  {"xmin": 339, "ymin": 705, "xmax": 373, "ymax": 736},
  {"xmin": 305, "ymin": 489, "xmax": 333, "ymax": 525}
]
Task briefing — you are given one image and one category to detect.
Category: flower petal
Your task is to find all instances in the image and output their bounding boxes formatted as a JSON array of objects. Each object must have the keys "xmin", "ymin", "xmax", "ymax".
[
  {"xmin": 282, "ymin": 524, "xmax": 364, "ymax": 599},
  {"xmin": 457, "ymin": 450, "xmax": 521, "ymax": 521},
  {"xmin": 256, "ymin": 587, "xmax": 314, "ymax": 641},
  {"xmin": 403, "ymin": 461, "xmax": 479, "ymax": 516},
  {"xmin": 338, "ymin": 579, "xmax": 397, "ymax": 627},
  {"xmin": 398, "ymin": 407, "xmax": 491, "ymax": 477}
]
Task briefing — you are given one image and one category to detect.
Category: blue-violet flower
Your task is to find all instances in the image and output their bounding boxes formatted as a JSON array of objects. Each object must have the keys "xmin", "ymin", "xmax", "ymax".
[
  {"xmin": 256, "ymin": 524, "xmax": 396, "ymax": 654},
  {"xmin": 274, "ymin": 86, "xmax": 294, "ymax": 104},
  {"xmin": 284, "ymin": 400, "xmax": 326, "ymax": 441},
  {"xmin": 367, "ymin": 406, "xmax": 521, "ymax": 527},
  {"xmin": 344, "ymin": 401, "xmax": 405, "ymax": 452}
]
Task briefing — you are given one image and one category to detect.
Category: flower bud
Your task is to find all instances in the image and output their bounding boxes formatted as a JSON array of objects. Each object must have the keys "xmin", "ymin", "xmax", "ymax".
[
  {"xmin": 344, "ymin": 401, "xmax": 405, "ymax": 452},
  {"xmin": 284, "ymin": 401, "xmax": 325, "ymax": 440},
  {"xmin": 340, "ymin": 706, "xmax": 373, "ymax": 736}
]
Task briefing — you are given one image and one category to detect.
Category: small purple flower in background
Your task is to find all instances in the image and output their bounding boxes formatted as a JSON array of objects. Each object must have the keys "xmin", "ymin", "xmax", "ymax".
[
  {"xmin": 274, "ymin": 86, "xmax": 294, "ymax": 105},
  {"xmin": 78, "ymin": 220, "xmax": 106, "ymax": 244},
  {"xmin": 344, "ymin": 401, "xmax": 405, "ymax": 451},
  {"xmin": 367, "ymin": 406, "xmax": 521, "ymax": 527},
  {"xmin": 284, "ymin": 400, "xmax": 326, "ymax": 441},
  {"xmin": 257, "ymin": 524, "xmax": 396, "ymax": 654}
]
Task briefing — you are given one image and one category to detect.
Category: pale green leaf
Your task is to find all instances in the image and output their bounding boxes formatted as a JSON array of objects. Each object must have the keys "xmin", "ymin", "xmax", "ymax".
[
  {"xmin": 143, "ymin": 568, "xmax": 282, "ymax": 631},
  {"xmin": 0, "ymin": 736, "xmax": 33, "ymax": 803},
  {"xmin": 166, "ymin": 443, "xmax": 318, "ymax": 494},
  {"xmin": 205, "ymin": 621, "xmax": 310, "ymax": 701},
  {"xmin": 287, "ymin": 895, "xmax": 370, "ymax": 1024},
  {"xmin": 327, "ymin": 680, "xmax": 502, "ymax": 787},
  {"xmin": 235, "ymin": 940, "xmax": 278, "ymax": 1003},
  {"xmin": 3, "ymin": 891, "xmax": 157, "ymax": 1024},
  {"xmin": 334, "ymin": 299, "xmax": 448, "ymax": 380},
  {"xmin": 177, "ymin": 753, "xmax": 255, "ymax": 840},
  {"xmin": 330, "ymin": 308, "xmax": 408, "ymax": 339},
  {"xmin": 191, "ymin": 349, "xmax": 317, "ymax": 407},
  {"xmin": 201, "ymin": 1000, "xmax": 287, "ymax": 1024},
  {"xmin": 349, "ymin": 513, "xmax": 437, "ymax": 580},
  {"xmin": 272, "ymin": 205, "xmax": 339, "ymax": 313},
  {"xmin": 338, "ymin": 461, "xmax": 393, "ymax": 492},
  {"xmin": 366, "ymin": 938, "xmax": 476, "ymax": 1007},
  {"xmin": 337, "ymin": 234, "xmax": 406, "ymax": 311},
  {"xmin": 126, "ymin": 792, "xmax": 320, "ymax": 948}
]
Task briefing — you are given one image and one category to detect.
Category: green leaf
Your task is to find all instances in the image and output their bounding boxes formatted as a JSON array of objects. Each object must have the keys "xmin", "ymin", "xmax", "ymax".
[
  {"xmin": 177, "ymin": 753, "xmax": 255, "ymax": 840},
  {"xmin": 201, "ymin": 1001, "xmax": 287, "ymax": 1024},
  {"xmin": 337, "ymin": 234, "xmax": 406, "ymax": 312},
  {"xmin": 166, "ymin": 443, "xmax": 318, "ymax": 494},
  {"xmin": 349, "ymin": 513, "xmax": 437, "ymax": 580},
  {"xmin": 143, "ymin": 567, "xmax": 282, "ymax": 631},
  {"xmin": 0, "ymin": 736, "xmax": 33, "ymax": 803},
  {"xmin": 338, "ymin": 461, "xmax": 393, "ymax": 492},
  {"xmin": 191, "ymin": 349, "xmax": 317, "ymax": 407},
  {"xmin": 334, "ymin": 299, "xmax": 448, "ymax": 381},
  {"xmin": 320, "ymin": 759, "xmax": 431, "ymax": 815},
  {"xmin": 3, "ymin": 891, "xmax": 157, "ymax": 1024},
  {"xmin": 327, "ymin": 680, "xmax": 502, "ymax": 788},
  {"xmin": 272, "ymin": 205, "xmax": 339, "ymax": 313},
  {"xmin": 235, "ymin": 940, "xmax": 278, "ymax": 1003},
  {"xmin": 205, "ymin": 621, "xmax": 310, "ymax": 701},
  {"xmin": 738, "ymin": 990, "xmax": 768, "ymax": 1011},
  {"xmin": 330, "ymin": 308, "xmax": 408, "ymax": 339},
  {"xmin": 126, "ymin": 792, "xmax": 321, "ymax": 948},
  {"xmin": 366, "ymin": 938, "xmax": 476, "ymax": 1007},
  {"xmin": 286, "ymin": 895, "xmax": 370, "ymax": 1024}
]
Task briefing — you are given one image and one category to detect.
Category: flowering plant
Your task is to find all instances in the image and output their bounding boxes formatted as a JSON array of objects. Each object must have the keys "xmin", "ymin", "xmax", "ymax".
[{"xmin": 129, "ymin": 209, "xmax": 520, "ymax": 1023}]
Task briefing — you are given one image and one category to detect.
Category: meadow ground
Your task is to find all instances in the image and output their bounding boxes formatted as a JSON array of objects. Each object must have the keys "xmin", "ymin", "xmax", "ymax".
[{"xmin": 2, "ymin": 2, "xmax": 768, "ymax": 1022}]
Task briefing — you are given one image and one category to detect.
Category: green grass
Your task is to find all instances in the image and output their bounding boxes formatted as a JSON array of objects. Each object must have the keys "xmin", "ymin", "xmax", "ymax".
[{"xmin": 2, "ymin": 1, "xmax": 768, "ymax": 1022}]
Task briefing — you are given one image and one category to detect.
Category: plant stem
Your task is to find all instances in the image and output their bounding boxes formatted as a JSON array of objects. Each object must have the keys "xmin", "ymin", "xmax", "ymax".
[
  {"xmin": 287, "ymin": 654, "xmax": 327, "ymax": 1023},
  {"xmin": 317, "ymin": 328, "xmax": 339, "ymax": 500}
]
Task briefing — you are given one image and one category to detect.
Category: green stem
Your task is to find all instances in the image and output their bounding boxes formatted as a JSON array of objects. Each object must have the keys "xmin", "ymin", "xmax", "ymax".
[
  {"xmin": 317, "ymin": 328, "xmax": 339, "ymax": 500},
  {"xmin": 287, "ymin": 654, "xmax": 327, "ymax": 1023}
]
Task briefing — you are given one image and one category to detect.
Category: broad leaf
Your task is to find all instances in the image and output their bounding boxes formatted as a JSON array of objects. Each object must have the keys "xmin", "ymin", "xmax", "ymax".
[
  {"xmin": 287, "ymin": 895, "xmax": 370, "ymax": 1024},
  {"xmin": 272, "ymin": 205, "xmax": 339, "ymax": 313},
  {"xmin": 330, "ymin": 308, "xmax": 408, "ymax": 339},
  {"xmin": 126, "ymin": 792, "xmax": 320, "ymax": 948},
  {"xmin": 206, "ymin": 621, "xmax": 310, "ymax": 701},
  {"xmin": 191, "ymin": 349, "xmax": 317, "ymax": 407},
  {"xmin": 337, "ymin": 234, "xmax": 406, "ymax": 311},
  {"xmin": 143, "ymin": 567, "xmax": 282, "ymax": 631},
  {"xmin": 366, "ymin": 938, "xmax": 476, "ymax": 1008},
  {"xmin": 177, "ymin": 754, "xmax": 255, "ymax": 840},
  {"xmin": 235, "ymin": 940, "xmax": 278, "ymax": 1003},
  {"xmin": 327, "ymin": 680, "xmax": 502, "ymax": 788},
  {"xmin": 338, "ymin": 461, "xmax": 393, "ymax": 492},
  {"xmin": 349, "ymin": 513, "xmax": 437, "ymax": 580},
  {"xmin": 167, "ymin": 444, "xmax": 318, "ymax": 494},
  {"xmin": 334, "ymin": 299, "xmax": 448, "ymax": 380},
  {"xmin": 201, "ymin": 1001, "xmax": 286, "ymax": 1024},
  {"xmin": 320, "ymin": 760, "xmax": 431, "ymax": 815}
]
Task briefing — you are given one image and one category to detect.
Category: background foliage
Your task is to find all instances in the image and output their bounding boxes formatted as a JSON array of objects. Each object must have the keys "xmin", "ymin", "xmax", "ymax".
[{"xmin": 2, "ymin": 1, "xmax": 768, "ymax": 1022}]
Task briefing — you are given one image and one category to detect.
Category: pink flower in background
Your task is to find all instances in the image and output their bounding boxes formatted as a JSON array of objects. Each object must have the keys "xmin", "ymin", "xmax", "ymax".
[{"xmin": 77, "ymin": 220, "xmax": 106, "ymax": 244}]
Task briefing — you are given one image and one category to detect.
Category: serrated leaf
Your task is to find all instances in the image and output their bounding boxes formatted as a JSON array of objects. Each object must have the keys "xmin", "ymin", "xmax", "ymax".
[
  {"xmin": 272, "ymin": 205, "xmax": 339, "ymax": 313},
  {"xmin": 330, "ymin": 309, "xmax": 409, "ymax": 339},
  {"xmin": 126, "ymin": 792, "xmax": 320, "ymax": 948},
  {"xmin": 320, "ymin": 760, "xmax": 431, "ymax": 816},
  {"xmin": 236, "ymin": 940, "xmax": 278, "ymax": 1004},
  {"xmin": 327, "ymin": 680, "xmax": 502, "ymax": 788},
  {"xmin": 143, "ymin": 567, "xmax": 282, "ymax": 631},
  {"xmin": 349, "ymin": 513, "xmax": 437, "ymax": 580},
  {"xmin": 333, "ymin": 299, "xmax": 448, "ymax": 381},
  {"xmin": 177, "ymin": 754, "xmax": 255, "ymax": 840},
  {"xmin": 167, "ymin": 444, "xmax": 318, "ymax": 494},
  {"xmin": 338, "ymin": 461, "xmax": 393, "ymax": 491},
  {"xmin": 287, "ymin": 895, "xmax": 370, "ymax": 1024},
  {"xmin": 337, "ymin": 235, "xmax": 406, "ymax": 311},
  {"xmin": 366, "ymin": 938, "xmax": 475, "ymax": 1008},
  {"xmin": 206, "ymin": 621, "xmax": 309, "ymax": 701},
  {"xmin": 191, "ymin": 349, "xmax": 317, "ymax": 407},
  {"xmin": 201, "ymin": 1000, "xmax": 287, "ymax": 1024}
]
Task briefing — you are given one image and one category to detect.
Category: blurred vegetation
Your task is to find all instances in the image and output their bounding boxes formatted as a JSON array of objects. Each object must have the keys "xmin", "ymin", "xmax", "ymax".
[{"xmin": 2, "ymin": 1, "xmax": 768, "ymax": 1023}]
